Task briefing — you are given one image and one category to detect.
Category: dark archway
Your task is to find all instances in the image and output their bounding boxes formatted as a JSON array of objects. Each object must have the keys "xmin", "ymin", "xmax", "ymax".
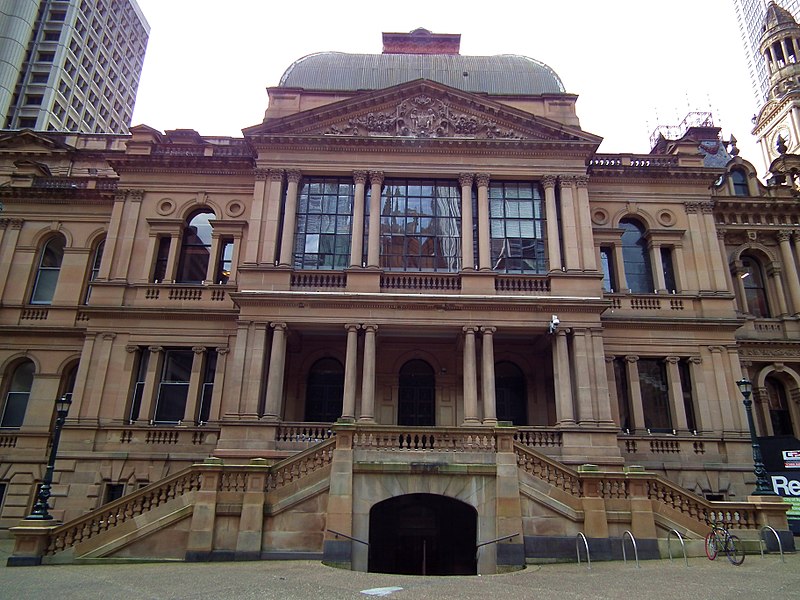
[
  {"xmin": 368, "ymin": 493, "xmax": 477, "ymax": 575},
  {"xmin": 305, "ymin": 358, "xmax": 344, "ymax": 422},
  {"xmin": 495, "ymin": 361, "xmax": 527, "ymax": 425},
  {"xmin": 398, "ymin": 360, "xmax": 435, "ymax": 426}
]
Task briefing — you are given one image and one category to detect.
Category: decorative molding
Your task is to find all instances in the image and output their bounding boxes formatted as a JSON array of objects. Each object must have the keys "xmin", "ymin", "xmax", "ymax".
[
  {"xmin": 541, "ymin": 175, "xmax": 556, "ymax": 189},
  {"xmin": 458, "ymin": 173, "xmax": 474, "ymax": 187},
  {"xmin": 268, "ymin": 169, "xmax": 284, "ymax": 182},
  {"xmin": 286, "ymin": 170, "xmax": 302, "ymax": 184},
  {"xmin": 254, "ymin": 168, "xmax": 269, "ymax": 181},
  {"xmin": 369, "ymin": 171, "xmax": 385, "ymax": 185},
  {"xmin": 475, "ymin": 173, "xmax": 490, "ymax": 187},
  {"xmin": 353, "ymin": 170, "xmax": 368, "ymax": 185},
  {"xmin": 574, "ymin": 175, "xmax": 589, "ymax": 188}
]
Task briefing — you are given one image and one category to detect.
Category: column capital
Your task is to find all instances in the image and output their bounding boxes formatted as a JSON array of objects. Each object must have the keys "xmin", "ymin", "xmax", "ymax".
[
  {"xmin": 688, "ymin": 356, "xmax": 702, "ymax": 365},
  {"xmin": 707, "ymin": 345, "xmax": 724, "ymax": 354},
  {"xmin": 665, "ymin": 356, "xmax": 681, "ymax": 365},
  {"xmin": 605, "ymin": 355, "xmax": 616, "ymax": 363},
  {"xmin": 270, "ymin": 322, "xmax": 288, "ymax": 332},
  {"xmin": 148, "ymin": 345, "xmax": 164, "ymax": 353},
  {"xmin": 777, "ymin": 229, "xmax": 793, "ymax": 243},
  {"xmin": 684, "ymin": 201, "xmax": 701, "ymax": 214},
  {"xmin": 363, "ymin": 323, "xmax": 379, "ymax": 333},
  {"xmin": 625, "ymin": 355, "xmax": 639, "ymax": 363},
  {"xmin": 717, "ymin": 228, "xmax": 727, "ymax": 240},
  {"xmin": 192, "ymin": 346, "xmax": 206, "ymax": 354},
  {"xmin": 286, "ymin": 170, "xmax": 302, "ymax": 184},
  {"xmin": 369, "ymin": 171, "xmax": 384, "ymax": 185},
  {"xmin": 699, "ymin": 201, "xmax": 714, "ymax": 214},
  {"xmin": 125, "ymin": 345, "xmax": 138, "ymax": 353},
  {"xmin": 541, "ymin": 175, "xmax": 557, "ymax": 189},
  {"xmin": 575, "ymin": 175, "xmax": 589, "ymax": 187},
  {"xmin": 462, "ymin": 325, "xmax": 479, "ymax": 334},
  {"xmin": 558, "ymin": 176, "xmax": 574, "ymax": 188},
  {"xmin": 353, "ymin": 170, "xmax": 368, "ymax": 185},
  {"xmin": 1, "ymin": 217, "xmax": 23, "ymax": 230},
  {"xmin": 458, "ymin": 173, "xmax": 474, "ymax": 187},
  {"xmin": 479, "ymin": 326, "xmax": 496, "ymax": 335},
  {"xmin": 268, "ymin": 169, "xmax": 284, "ymax": 182},
  {"xmin": 216, "ymin": 346, "xmax": 230, "ymax": 355},
  {"xmin": 126, "ymin": 189, "xmax": 144, "ymax": 203},
  {"xmin": 101, "ymin": 332, "xmax": 117, "ymax": 341},
  {"xmin": 767, "ymin": 262, "xmax": 783, "ymax": 277},
  {"xmin": 254, "ymin": 168, "xmax": 270, "ymax": 181},
  {"xmin": 344, "ymin": 323, "xmax": 361, "ymax": 332},
  {"xmin": 475, "ymin": 173, "xmax": 490, "ymax": 187}
]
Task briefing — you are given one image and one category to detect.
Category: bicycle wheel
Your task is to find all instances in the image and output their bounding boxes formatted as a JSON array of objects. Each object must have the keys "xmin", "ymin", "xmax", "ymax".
[
  {"xmin": 705, "ymin": 531, "xmax": 718, "ymax": 560},
  {"xmin": 725, "ymin": 534, "xmax": 745, "ymax": 565}
]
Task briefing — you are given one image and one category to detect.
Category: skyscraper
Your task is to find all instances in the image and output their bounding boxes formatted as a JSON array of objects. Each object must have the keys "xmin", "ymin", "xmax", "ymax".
[
  {"xmin": 734, "ymin": 0, "xmax": 800, "ymax": 104},
  {"xmin": 0, "ymin": 0, "xmax": 149, "ymax": 134}
]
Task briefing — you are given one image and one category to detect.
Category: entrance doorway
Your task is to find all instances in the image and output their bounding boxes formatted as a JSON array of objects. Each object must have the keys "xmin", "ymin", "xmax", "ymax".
[
  {"xmin": 398, "ymin": 360, "xmax": 435, "ymax": 426},
  {"xmin": 368, "ymin": 493, "xmax": 477, "ymax": 575}
]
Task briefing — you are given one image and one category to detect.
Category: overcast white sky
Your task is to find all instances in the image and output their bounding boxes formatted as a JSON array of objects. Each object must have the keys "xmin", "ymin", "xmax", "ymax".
[{"xmin": 131, "ymin": 0, "xmax": 763, "ymax": 168}]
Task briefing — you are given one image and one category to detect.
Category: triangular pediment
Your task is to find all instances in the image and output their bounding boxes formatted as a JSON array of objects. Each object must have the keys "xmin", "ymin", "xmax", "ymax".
[
  {"xmin": 0, "ymin": 129, "xmax": 73, "ymax": 154},
  {"xmin": 245, "ymin": 80, "xmax": 601, "ymax": 146}
]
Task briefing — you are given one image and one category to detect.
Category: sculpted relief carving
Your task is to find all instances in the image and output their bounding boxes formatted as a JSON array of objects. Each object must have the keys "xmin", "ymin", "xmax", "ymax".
[{"xmin": 325, "ymin": 95, "xmax": 522, "ymax": 139}]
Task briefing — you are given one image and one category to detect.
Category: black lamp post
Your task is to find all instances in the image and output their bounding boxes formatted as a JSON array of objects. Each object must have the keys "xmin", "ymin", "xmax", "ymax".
[
  {"xmin": 26, "ymin": 394, "xmax": 72, "ymax": 520},
  {"xmin": 736, "ymin": 378, "xmax": 776, "ymax": 496}
]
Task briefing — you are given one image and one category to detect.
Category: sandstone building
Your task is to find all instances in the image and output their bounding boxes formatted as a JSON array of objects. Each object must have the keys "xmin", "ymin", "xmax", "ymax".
[{"xmin": 0, "ymin": 26, "xmax": 796, "ymax": 572}]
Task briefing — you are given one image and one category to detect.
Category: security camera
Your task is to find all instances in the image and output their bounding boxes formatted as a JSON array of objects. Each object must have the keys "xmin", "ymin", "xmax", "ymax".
[{"xmin": 548, "ymin": 314, "xmax": 560, "ymax": 334}]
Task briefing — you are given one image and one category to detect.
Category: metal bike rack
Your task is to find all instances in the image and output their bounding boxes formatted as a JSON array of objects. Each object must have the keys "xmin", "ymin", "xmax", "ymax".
[
  {"xmin": 666, "ymin": 529, "xmax": 689, "ymax": 567},
  {"xmin": 759, "ymin": 525, "xmax": 785, "ymax": 563},
  {"xmin": 576, "ymin": 532, "xmax": 591, "ymax": 570},
  {"xmin": 622, "ymin": 530, "xmax": 640, "ymax": 568}
]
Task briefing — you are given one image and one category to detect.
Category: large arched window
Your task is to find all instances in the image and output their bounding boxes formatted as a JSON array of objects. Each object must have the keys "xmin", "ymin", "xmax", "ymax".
[
  {"xmin": 30, "ymin": 235, "xmax": 66, "ymax": 304},
  {"xmin": 176, "ymin": 210, "xmax": 214, "ymax": 283},
  {"xmin": 304, "ymin": 358, "xmax": 344, "ymax": 423},
  {"xmin": 741, "ymin": 256, "xmax": 770, "ymax": 317},
  {"xmin": 765, "ymin": 377, "xmax": 794, "ymax": 436},
  {"xmin": 83, "ymin": 239, "xmax": 105, "ymax": 303},
  {"xmin": 1, "ymin": 360, "xmax": 35, "ymax": 428},
  {"xmin": 495, "ymin": 361, "xmax": 527, "ymax": 425},
  {"xmin": 620, "ymin": 219, "xmax": 654, "ymax": 294},
  {"xmin": 398, "ymin": 360, "xmax": 435, "ymax": 426},
  {"xmin": 731, "ymin": 169, "xmax": 749, "ymax": 196}
]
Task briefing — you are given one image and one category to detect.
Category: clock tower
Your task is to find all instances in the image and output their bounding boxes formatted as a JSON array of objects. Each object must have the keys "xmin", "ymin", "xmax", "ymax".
[{"xmin": 752, "ymin": 2, "xmax": 800, "ymax": 170}]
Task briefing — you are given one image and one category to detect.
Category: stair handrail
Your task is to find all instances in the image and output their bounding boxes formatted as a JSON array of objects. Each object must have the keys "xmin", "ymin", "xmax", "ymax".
[
  {"xmin": 514, "ymin": 442, "xmax": 582, "ymax": 496},
  {"xmin": 265, "ymin": 437, "xmax": 336, "ymax": 492}
]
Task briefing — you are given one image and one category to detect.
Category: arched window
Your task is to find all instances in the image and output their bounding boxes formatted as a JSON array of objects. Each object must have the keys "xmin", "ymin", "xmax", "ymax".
[
  {"xmin": 1, "ymin": 360, "xmax": 35, "ymax": 428},
  {"xmin": 30, "ymin": 235, "xmax": 66, "ymax": 304},
  {"xmin": 398, "ymin": 360, "xmax": 435, "ymax": 426},
  {"xmin": 731, "ymin": 169, "xmax": 749, "ymax": 196},
  {"xmin": 495, "ymin": 361, "xmax": 527, "ymax": 425},
  {"xmin": 741, "ymin": 256, "xmax": 770, "ymax": 317},
  {"xmin": 83, "ymin": 239, "xmax": 104, "ymax": 303},
  {"xmin": 765, "ymin": 377, "xmax": 794, "ymax": 436},
  {"xmin": 176, "ymin": 210, "xmax": 214, "ymax": 283},
  {"xmin": 619, "ymin": 219, "xmax": 653, "ymax": 294},
  {"xmin": 304, "ymin": 358, "xmax": 344, "ymax": 422}
]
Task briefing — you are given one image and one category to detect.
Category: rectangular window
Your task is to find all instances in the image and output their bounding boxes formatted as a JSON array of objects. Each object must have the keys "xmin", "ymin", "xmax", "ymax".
[
  {"xmin": 25, "ymin": 95, "xmax": 43, "ymax": 106},
  {"xmin": 103, "ymin": 483, "xmax": 125, "ymax": 504},
  {"xmin": 600, "ymin": 246, "xmax": 616, "ymax": 292},
  {"xmin": 37, "ymin": 52, "xmax": 55, "ymax": 63},
  {"xmin": 128, "ymin": 348, "xmax": 149, "ymax": 422},
  {"xmin": 153, "ymin": 349, "xmax": 193, "ymax": 423},
  {"xmin": 489, "ymin": 181, "xmax": 546, "ymax": 273},
  {"xmin": 31, "ymin": 73, "xmax": 49, "ymax": 83},
  {"xmin": 152, "ymin": 237, "xmax": 170, "ymax": 282},
  {"xmin": 638, "ymin": 358, "xmax": 672, "ymax": 432},
  {"xmin": 216, "ymin": 239, "xmax": 233, "ymax": 284},
  {"xmin": 198, "ymin": 350, "xmax": 217, "ymax": 424},
  {"xmin": 293, "ymin": 178, "xmax": 354, "ymax": 270},
  {"xmin": 613, "ymin": 357, "xmax": 631, "ymax": 432},
  {"xmin": 678, "ymin": 359, "xmax": 696, "ymax": 432},
  {"xmin": 661, "ymin": 247, "xmax": 677, "ymax": 292}
]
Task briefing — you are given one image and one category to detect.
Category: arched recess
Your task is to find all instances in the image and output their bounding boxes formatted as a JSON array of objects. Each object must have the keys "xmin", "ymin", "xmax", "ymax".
[
  {"xmin": 618, "ymin": 217, "xmax": 654, "ymax": 294},
  {"xmin": 304, "ymin": 357, "xmax": 344, "ymax": 423},
  {"xmin": 495, "ymin": 361, "xmax": 528, "ymax": 425},
  {"xmin": 30, "ymin": 233, "xmax": 67, "ymax": 304},
  {"xmin": 755, "ymin": 364, "xmax": 800, "ymax": 437},
  {"xmin": 731, "ymin": 244, "xmax": 778, "ymax": 317},
  {"xmin": 398, "ymin": 359, "xmax": 435, "ymax": 426},
  {"xmin": 176, "ymin": 209, "xmax": 216, "ymax": 283},
  {"xmin": 368, "ymin": 493, "xmax": 477, "ymax": 575},
  {"xmin": 1, "ymin": 359, "xmax": 36, "ymax": 428}
]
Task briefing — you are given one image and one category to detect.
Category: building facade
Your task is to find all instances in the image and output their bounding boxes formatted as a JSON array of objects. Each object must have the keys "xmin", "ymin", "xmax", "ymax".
[
  {"xmin": 0, "ymin": 0, "xmax": 149, "ymax": 133},
  {"xmin": 0, "ymin": 29, "xmax": 795, "ymax": 572}
]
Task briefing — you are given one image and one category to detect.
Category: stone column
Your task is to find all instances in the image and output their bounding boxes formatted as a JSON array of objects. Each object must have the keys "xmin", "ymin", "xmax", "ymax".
[
  {"xmin": 342, "ymin": 324, "xmax": 360, "ymax": 421},
  {"xmin": 263, "ymin": 323, "xmax": 288, "ymax": 421},
  {"xmin": 753, "ymin": 387, "xmax": 774, "ymax": 436},
  {"xmin": 204, "ymin": 234, "xmax": 221, "ymax": 284},
  {"xmin": 768, "ymin": 264, "xmax": 790, "ymax": 316},
  {"xmin": 241, "ymin": 323, "xmax": 268, "ymax": 418},
  {"xmin": 717, "ymin": 229, "xmax": 734, "ymax": 293},
  {"xmin": 708, "ymin": 346, "xmax": 735, "ymax": 433},
  {"xmin": 221, "ymin": 321, "xmax": 249, "ymax": 418},
  {"xmin": 365, "ymin": 171, "xmax": 384, "ymax": 268},
  {"xmin": 688, "ymin": 356, "xmax": 712, "ymax": 433},
  {"xmin": 262, "ymin": 169, "xmax": 285, "ymax": 265},
  {"xmin": 702, "ymin": 203, "xmax": 728, "ymax": 291},
  {"xmin": 0, "ymin": 219, "xmax": 22, "ymax": 300},
  {"xmin": 243, "ymin": 169, "xmax": 269, "ymax": 265},
  {"xmin": 164, "ymin": 231, "xmax": 181, "ymax": 283},
  {"xmin": 70, "ymin": 333, "xmax": 97, "ymax": 420},
  {"xmin": 574, "ymin": 175, "xmax": 596, "ymax": 270},
  {"xmin": 98, "ymin": 192, "xmax": 125, "ymax": 279},
  {"xmin": 572, "ymin": 329, "xmax": 594, "ymax": 424},
  {"xmin": 481, "ymin": 326, "xmax": 497, "ymax": 424},
  {"xmin": 605, "ymin": 355, "xmax": 621, "ymax": 427},
  {"xmin": 184, "ymin": 347, "xmax": 206, "ymax": 424},
  {"xmin": 138, "ymin": 345, "xmax": 164, "ymax": 423},
  {"xmin": 591, "ymin": 329, "xmax": 613, "ymax": 425},
  {"xmin": 671, "ymin": 244, "xmax": 688, "ymax": 292},
  {"xmin": 778, "ymin": 230, "xmax": 800, "ymax": 314},
  {"xmin": 459, "ymin": 173, "xmax": 475, "ymax": 271},
  {"xmin": 649, "ymin": 241, "xmax": 665, "ymax": 293},
  {"xmin": 542, "ymin": 175, "xmax": 562, "ymax": 271},
  {"xmin": 349, "ymin": 171, "xmax": 367, "ymax": 267},
  {"xmin": 792, "ymin": 232, "xmax": 800, "ymax": 276},
  {"xmin": 665, "ymin": 357, "xmax": 689, "ymax": 432},
  {"xmin": 625, "ymin": 355, "xmax": 646, "ymax": 432},
  {"xmin": 684, "ymin": 202, "xmax": 711, "ymax": 291},
  {"xmin": 278, "ymin": 170, "xmax": 302, "ymax": 267},
  {"xmin": 359, "ymin": 324, "xmax": 378, "ymax": 422},
  {"xmin": 208, "ymin": 346, "xmax": 229, "ymax": 422},
  {"xmin": 81, "ymin": 332, "xmax": 115, "ymax": 421},
  {"xmin": 476, "ymin": 174, "xmax": 491, "ymax": 270},
  {"xmin": 462, "ymin": 326, "xmax": 480, "ymax": 424},
  {"xmin": 113, "ymin": 189, "xmax": 144, "ymax": 282},
  {"xmin": 553, "ymin": 329, "xmax": 574, "ymax": 424},
  {"xmin": 559, "ymin": 177, "xmax": 580, "ymax": 270},
  {"xmin": 613, "ymin": 243, "xmax": 629, "ymax": 291}
]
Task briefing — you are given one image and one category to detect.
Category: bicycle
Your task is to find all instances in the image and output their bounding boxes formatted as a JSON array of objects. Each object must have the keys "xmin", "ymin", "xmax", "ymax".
[{"xmin": 704, "ymin": 518, "xmax": 745, "ymax": 565}]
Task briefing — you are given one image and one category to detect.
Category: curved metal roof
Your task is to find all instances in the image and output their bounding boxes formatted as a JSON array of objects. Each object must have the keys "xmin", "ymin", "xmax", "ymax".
[{"xmin": 278, "ymin": 53, "xmax": 566, "ymax": 95}]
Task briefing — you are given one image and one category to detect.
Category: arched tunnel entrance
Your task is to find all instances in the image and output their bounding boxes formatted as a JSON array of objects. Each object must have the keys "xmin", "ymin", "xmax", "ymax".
[{"xmin": 368, "ymin": 493, "xmax": 477, "ymax": 575}]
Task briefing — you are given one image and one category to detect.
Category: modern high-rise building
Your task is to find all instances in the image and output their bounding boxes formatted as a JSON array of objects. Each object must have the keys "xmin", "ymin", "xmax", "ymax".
[
  {"xmin": 0, "ymin": 0, "xmax": 149, "ymax": 134},
  {"xmin": 734, "ymin": 0, "xmax": 800, "ymax": 104}
]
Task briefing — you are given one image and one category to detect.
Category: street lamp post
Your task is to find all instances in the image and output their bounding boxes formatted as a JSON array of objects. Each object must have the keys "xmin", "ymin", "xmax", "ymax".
[
  {"xmin": 736, "ymin": 378, "xmax": 776, "ymax": 496},
  {"xmin": 26, "ymin": 394, "xmax": 72, "ymax": 520}
]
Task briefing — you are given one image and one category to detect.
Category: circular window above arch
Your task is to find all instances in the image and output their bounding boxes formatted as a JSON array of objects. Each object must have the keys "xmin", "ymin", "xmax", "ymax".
[
  {"xmin": 156, "ymin": 198, "xmax": 176, "ymax": 216},
  {"xmin": 656, "ymin": 209, "xmax": 676, "ymax": 227},
  {"xmin": 591, "ymin": 208, "xmax": 609, "ymax": 226},
  {"xmin": 226, "ymin": 200, "xmax": 245, "ymax": 218}
]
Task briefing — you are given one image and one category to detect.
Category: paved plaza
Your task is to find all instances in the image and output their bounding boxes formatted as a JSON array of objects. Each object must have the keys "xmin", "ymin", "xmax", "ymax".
[{"xmin": 1, "ymin": 540, "xmax": 799, "ymax": 600}]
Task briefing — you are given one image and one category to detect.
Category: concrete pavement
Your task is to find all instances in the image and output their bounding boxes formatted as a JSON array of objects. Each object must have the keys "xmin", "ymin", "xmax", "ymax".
[{"xmin": 1, "ymin": 539, "xmax": 798, "ymax": 600}]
